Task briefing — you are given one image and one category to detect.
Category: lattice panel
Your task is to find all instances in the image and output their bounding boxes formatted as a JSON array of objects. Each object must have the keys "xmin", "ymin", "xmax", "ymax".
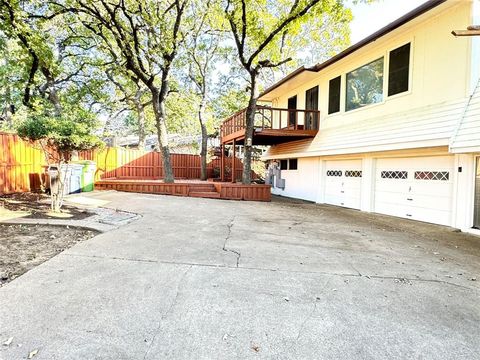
[
  {"xmin": 381, "ymin": 171, "xmax": 408, "ymax": 179},
  {"xmin": 414, "ymin": 171, "xmax": 449, "ymax": 181},
  {"xmin": 327, "ymin": 170, "xmax": 342, "ymax": 177},
  {"xmin": 345, "ymin": 170, "xmax": 362, "ymax": 178}
]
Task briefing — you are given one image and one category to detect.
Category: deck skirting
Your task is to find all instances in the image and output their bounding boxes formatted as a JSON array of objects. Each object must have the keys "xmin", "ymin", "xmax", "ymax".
[{"xmin": 95, "ymin": 179, "xmax": 271, "ymax": 202}]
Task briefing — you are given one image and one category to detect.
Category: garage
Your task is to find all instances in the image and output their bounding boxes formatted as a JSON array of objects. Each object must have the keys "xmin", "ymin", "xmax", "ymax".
[
  {"xmin": 324, "ymin": 160, "xmax": 362, "ymax": 209},
  {"xmin": 374, "ymin": 156, "xmax": 454, "ymax": 226}
]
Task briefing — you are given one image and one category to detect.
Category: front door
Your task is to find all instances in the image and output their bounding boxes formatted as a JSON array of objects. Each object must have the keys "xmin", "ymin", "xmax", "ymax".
[
  {"xmin": 474, "ymin": 157, "xmax": 480, "ymax": 228},
  {"xmin": 305, "ymin": 86, "xmax": 319, "ymax": 130},
  {"xmin": 287, "ymin": 95, "xmax": 297, "ymax": 128}
]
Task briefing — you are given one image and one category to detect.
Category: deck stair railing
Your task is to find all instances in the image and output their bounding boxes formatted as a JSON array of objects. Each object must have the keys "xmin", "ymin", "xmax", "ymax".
[{"xmin": 221, "ymin": 106, "xmax": 320, "ymax": 138}]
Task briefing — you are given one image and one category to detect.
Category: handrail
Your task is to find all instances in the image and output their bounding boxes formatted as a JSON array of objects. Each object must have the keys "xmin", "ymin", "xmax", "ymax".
[{"xmin": 221, "ymin": 106, "xmax": 320, "ymax": 138}]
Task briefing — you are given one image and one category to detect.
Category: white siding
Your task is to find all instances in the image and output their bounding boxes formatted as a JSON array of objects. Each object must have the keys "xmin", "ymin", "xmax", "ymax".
[
  {"xmin": 450, "ymin": 79, "xmax": 480, "ymax": 153},
  {"xmin": 271, "ymin": 158, "xmax": 319, "ymax": 201},
  {"xmin": 264, "ymin": 100, "xmax": 466, "ymax": 159}
]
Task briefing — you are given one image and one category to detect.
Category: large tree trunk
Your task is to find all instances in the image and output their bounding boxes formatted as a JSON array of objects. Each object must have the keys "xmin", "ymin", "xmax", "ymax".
[
  {"xmin": 152, "ymin": 89, "xmax": 174, "ymax": 183},
  {"xmin": 42, "ymin": 68, "xmax": 62, "ymax": 116},
  {"xmin": 242, "ymin": 73, "xmax": 258, "ymax": 185},
  {"xmin": 198, "ymin": 95, "xmax": 208, "ymax": 181}
]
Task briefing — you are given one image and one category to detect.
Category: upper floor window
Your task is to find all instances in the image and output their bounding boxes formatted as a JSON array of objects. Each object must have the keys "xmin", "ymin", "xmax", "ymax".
[
  {"xmin": 388, "ymin": 43, "xmax": 411, "ymax": 96},
  {"xmin": 328, "ymin": 76, "xmax": 341, "ymax": 114},
  {"xmin": 346, "ymin": 57, "xmax": 384, "ymax": 111}
]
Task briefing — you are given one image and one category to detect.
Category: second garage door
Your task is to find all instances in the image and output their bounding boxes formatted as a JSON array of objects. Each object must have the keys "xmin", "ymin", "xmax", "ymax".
[
  {"xmin": 324, "ymin": 160, "xmax": 362, "ymax": 209},
  {"xmin": 374, "ymin": 156, "xmax": 454, "ymax": 226}
]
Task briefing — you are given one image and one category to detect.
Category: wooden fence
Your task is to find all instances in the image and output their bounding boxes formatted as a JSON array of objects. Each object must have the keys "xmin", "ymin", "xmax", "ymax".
[
  {"xmin": 78, "ymin": 147, "xmax": 258, "ymax": 181},
  {"xmin": 0, "ymin": 132, "xmax": 261, "ymax": 194},
  {"xmin": 0, "ymin": 133, "xmax": 46, "ymax": 194}
]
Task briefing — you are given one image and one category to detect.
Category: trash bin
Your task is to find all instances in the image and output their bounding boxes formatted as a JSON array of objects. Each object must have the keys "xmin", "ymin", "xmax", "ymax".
[
  {"xmin": 79, "ymin": 161, "xmax": 96, "ymax": 192},
  {"xmin": 63, "ymin": 163, "xmax": 83, "ymax": 194}
]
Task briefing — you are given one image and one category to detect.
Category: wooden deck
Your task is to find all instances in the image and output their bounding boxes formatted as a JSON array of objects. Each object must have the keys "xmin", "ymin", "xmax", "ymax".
[
  {"xmin": 95, "ymin": 179, "xmax": 271, "ymax": 202},
  {"xmin": 220, "ymin": 106, "xmax": 319, "ymax": 145}
]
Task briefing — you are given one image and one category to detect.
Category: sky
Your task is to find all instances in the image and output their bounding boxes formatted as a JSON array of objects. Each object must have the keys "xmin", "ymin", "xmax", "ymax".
[{"xmin": 348, "ymin": 0, "xmax": 430, "ymax": 44}]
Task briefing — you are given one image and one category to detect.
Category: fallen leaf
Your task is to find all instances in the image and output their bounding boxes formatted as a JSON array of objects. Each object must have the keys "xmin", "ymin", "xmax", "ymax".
[
  {"xmin": 28, "ymin": 349, "xmax": 38, "ymax": 359},
  {"xmin": 3, "ymin": 337, "xmax": 13, "ymax": 346},
  {"xmin": 251, "ymin": 344, "xmax": 260, "ymax": 352}
]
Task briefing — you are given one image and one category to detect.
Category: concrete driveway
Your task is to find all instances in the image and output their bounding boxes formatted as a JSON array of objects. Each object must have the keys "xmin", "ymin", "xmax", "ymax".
[{"xmin": 1, "ymin": 191, "xmax": 479, "ymax": 360}]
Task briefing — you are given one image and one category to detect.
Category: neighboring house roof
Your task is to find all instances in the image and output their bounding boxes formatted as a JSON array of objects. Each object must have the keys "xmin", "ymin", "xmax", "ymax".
[
  {"xmin": 259, "ymin": 0, "xmax": 447, "ymax": 101},
  {"xmin": 450, "ymin": 78, "xmax": 480, "ymax": 153}
]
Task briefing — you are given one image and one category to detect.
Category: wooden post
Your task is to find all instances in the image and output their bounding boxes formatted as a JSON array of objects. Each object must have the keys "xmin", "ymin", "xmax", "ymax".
[
  {"xmin": 220, "ymin": 143, "xmax": 225, "ymax": 182},
  {"xmin": 232, "ymin": 139, "xmax": 236, "ymax": 183}
]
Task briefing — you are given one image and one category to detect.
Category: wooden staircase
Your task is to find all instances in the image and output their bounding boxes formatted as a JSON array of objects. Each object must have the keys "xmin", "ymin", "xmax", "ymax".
[{"xmin": 188, "ymin": 183, "xmax": 221, "ymax": 199}]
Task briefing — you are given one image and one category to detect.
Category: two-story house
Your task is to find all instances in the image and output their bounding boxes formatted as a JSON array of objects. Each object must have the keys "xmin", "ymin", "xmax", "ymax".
[{"xmin": 220, "ymin": 0, "xmax": 480, "ymax": 233}]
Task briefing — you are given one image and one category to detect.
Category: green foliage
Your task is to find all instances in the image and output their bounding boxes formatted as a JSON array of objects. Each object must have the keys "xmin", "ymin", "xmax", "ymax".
[
  {"xmin": 17, "ymin": 108, "xmax": 103, "ymax": 155},
  {"xmin": 212, "ymin": 89, "xmax": 249, "ymax": 120}
]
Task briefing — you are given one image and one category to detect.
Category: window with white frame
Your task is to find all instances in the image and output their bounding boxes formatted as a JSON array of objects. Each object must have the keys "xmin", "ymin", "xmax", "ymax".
[
  {"xmin": 328, "ymin": 76, "xmax": 341, "ymax": 114},
  {"xmin": 346, "ymin": 57, "xmax": 384, "ymax": 111},
  {"xmin": 279, "ymin": 159, "xmax": 298, "ymax": 170},
  {"xmin": 388, "ymin": 43, "xmax": 411, "ymax": 96}
]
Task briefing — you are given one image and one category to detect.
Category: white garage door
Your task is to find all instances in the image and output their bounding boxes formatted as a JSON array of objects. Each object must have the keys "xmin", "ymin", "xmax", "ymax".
[
  {"xmin": 325, "ymin": 160, "xmax": 362, "ymax": 209},
  {"xmin": 374, "ymin": 156, "xmax": 454, "ymax": 226}
]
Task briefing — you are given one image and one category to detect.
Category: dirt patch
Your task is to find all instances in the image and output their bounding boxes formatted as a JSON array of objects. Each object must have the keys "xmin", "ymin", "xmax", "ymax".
[
  {"xmin": 0, "ymin": 193, "xmax": 93, "ymax": 220},
  {"xmin": 0, "ymin": 224, "xmax": 99, "ymax": 286}
]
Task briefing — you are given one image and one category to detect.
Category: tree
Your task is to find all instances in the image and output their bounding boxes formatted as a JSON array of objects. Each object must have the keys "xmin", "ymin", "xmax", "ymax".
[
  {"xmin": 0, "ymin": 35, "xmax": 24, "ymax": 129},
  {"xmin": 106, "ymin": 69, "xmax": 150, "ymax": 149},
  {"xmin": 66, "ymin": 0, "xmax": 191, "ymax": 183},
  {"xmin": 17, "ymin": 110, "xmax": 103, "ymax": 212},
  {"xmin": 224, "ymin": 0, "xmax": 353, "ymax": 184},
  {"xmin": 186, "ymin": 0, "xmax": 223, "ymax": 180},
  {"xmin": 0, "ymin": 0, "xmax": 112, "ymax": 123},
  {"xmin": 260, "ymin": 7, "xmax": 352, "ymax": 85}
]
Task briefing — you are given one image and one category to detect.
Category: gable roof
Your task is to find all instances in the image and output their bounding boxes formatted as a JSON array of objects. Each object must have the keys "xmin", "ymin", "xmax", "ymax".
[{"xmin": 259, "ymin": 0, "xmax": 447, "ymax": 100}]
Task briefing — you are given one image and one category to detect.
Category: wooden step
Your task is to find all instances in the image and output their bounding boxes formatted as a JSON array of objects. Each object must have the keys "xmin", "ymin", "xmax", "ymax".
[{"xmin": 189, "ymin": 191, "xmax": 221, "ymax": 199}]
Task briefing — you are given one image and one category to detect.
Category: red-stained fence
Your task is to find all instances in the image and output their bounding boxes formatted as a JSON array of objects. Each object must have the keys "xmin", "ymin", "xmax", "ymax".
[
  {"xmin": 0, "ymin": 132, "xmax": 261, "ymax": 194},
  {"xmin": 78, "ymin": 147, "xmax": 260, "ymax": 181}
]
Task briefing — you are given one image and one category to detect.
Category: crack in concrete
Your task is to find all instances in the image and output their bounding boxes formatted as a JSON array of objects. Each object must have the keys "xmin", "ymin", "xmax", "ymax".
[
  {"xmin": 222, "ymin": 216, "xmax": 241, "ymax": 267},
  {"xmin": 61, "ymin": 253, "xmax": 477, "ymax": 291},
  {"xmin": 142, "ymin": 265, "xmax": 192, "ymax": 360},
  {"xmin": 350, "ymin": 263, "xmax": 362, "ymax": 276},
  {"xmin": 294, "ymin": 301, "xmax": 318, "ymax": 342}
]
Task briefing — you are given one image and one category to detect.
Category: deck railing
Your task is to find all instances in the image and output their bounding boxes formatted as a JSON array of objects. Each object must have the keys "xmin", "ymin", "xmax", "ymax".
[{"xmin": 221, "ymin": 106, "xmax": 320, "ymax": 138}]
